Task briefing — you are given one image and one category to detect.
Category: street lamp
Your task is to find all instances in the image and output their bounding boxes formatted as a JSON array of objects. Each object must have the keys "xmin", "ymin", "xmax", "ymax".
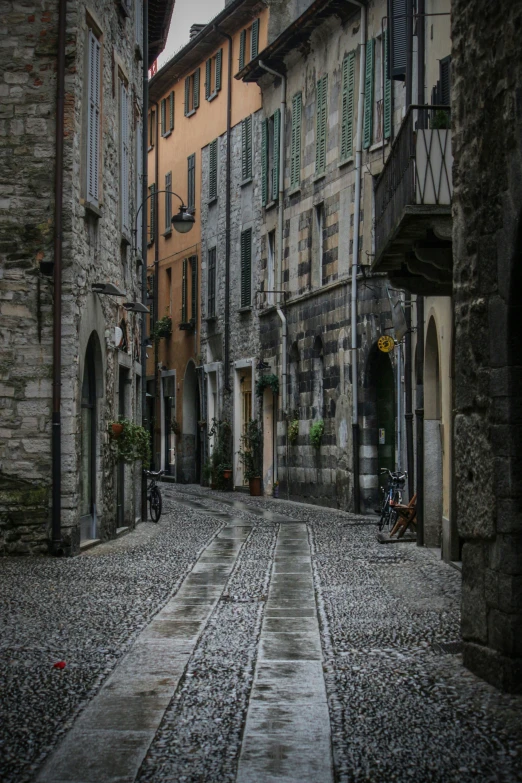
[{"xmin": 134, "ymin": 190, "xmax": 195, "ymax": 252}]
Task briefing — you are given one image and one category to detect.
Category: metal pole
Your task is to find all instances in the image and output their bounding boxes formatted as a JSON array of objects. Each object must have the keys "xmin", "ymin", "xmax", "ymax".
[
  {"xmin": 404, "ymin": 291, "xmax": 414, "ymax": 498},
  {"xmin": 396, "ymin": 341, "xmax": 402, "ymax": 471},
  {"xmin": 141, "ymin": 0, "xmax": 149, "ymax": 520},
  {"xmin": 416, "ymin": 296, "xmax": 425, "ymax": 546}
]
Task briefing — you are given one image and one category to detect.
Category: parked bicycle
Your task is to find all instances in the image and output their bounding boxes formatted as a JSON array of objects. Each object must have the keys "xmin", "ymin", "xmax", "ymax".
[
  {"xmin": 144, "ymin": 469, "xmax": 164, "ymax": 522},
  {"xmin": 377, "ymin": 468, "xmax": 407, "ymax": 532}
]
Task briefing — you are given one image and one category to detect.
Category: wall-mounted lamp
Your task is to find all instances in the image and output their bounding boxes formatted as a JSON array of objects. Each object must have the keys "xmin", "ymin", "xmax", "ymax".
[
  {"xmin": 171, "ymin": 205, "xmax": 195, "ymax": 234},
  {"xmin": 92, "ymin": 282, "xmax": 126, "ymax": 296},
  {"xmin": 256, "ymin": 360, "xmax": 271, "ymax": 371},
  {"xmin": 123, "ymin": 301, "xmax": 150, "ymax": 314}
]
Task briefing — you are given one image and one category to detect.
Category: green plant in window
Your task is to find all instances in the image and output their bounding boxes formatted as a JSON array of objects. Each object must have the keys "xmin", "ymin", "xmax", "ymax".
[
  {"xmin": 255, "ymin": 373, "xmax": 279, "ymax": 397},
  {"xmin": 152, "ymin": 315, "xmax": 172, "ymax": 343},
  {"xmin": 309, "ymin": 419, "xmax": 324, "ymax": 449}
]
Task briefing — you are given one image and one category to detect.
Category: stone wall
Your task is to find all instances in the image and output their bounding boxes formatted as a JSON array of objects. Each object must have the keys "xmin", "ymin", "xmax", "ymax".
[
  {"xmin": 452, "ymin": 0, "xmax": 522, "ymax": 691},
  {"xmin": 0, "ymin": 0, "xmax": 144, "ymax": 554}
]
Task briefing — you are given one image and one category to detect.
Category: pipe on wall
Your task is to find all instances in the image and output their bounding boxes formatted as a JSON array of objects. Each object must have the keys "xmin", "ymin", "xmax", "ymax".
[
  {"xmin": 141, "ymin": 0, "xmax": 149, "ymax": 520},
  {"xmin": 51, "ymin": 0, "xmax": 67, "ymax": 555},
  {"xmin": 350, "ymin": 0, "xmax": 366, "ymax": 514},
  {"xmin": 415, "ymin": 0, "xmax": 425, "ymax": 545},
  {"xmin": 152, "ymin": 100, "xmax": 160, "ymax": 468}
]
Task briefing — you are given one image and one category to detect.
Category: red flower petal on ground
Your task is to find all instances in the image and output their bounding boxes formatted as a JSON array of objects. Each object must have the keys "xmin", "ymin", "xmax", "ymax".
[{"xmin": 53, "ymin": 661, "xmax": 66, "ymax": 669}]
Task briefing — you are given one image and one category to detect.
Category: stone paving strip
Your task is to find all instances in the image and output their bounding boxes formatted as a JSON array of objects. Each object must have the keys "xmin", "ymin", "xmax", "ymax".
[
  {"xmin": 36, "ymin": 523, "xmax": 252, "ymax": 783},
  {"xmin": 236, "ymin": 522, "xmax": 333, "ymax": 783}
]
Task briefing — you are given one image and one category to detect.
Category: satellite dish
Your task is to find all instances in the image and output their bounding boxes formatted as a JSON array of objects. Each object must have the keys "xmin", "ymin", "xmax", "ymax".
[{"xmin": 114, "ymin": 326, "xmax": 123, "ymax": 348}]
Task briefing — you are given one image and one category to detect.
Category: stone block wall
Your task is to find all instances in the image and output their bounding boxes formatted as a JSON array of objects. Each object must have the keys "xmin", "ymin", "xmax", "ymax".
[{"xmin": 452, "ymin": 0, "xmax": 522, "ymax": 691}]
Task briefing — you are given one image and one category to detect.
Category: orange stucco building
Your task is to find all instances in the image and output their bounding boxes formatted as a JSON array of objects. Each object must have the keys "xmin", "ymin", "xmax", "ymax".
[{"xmin": 147, "ymin": 0, "xmax": 267, "ymax": 481}]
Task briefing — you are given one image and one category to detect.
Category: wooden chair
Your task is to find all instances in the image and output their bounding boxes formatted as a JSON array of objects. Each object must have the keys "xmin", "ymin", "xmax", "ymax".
[{"xmin": 390, "ymin": 493, "xmax": 417, "ymax": 538}]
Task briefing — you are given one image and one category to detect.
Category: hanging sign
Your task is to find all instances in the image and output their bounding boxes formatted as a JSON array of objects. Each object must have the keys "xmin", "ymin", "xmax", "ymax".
[{"xmin": 377, "ymin": 335, "xmax": 395, "ymax": 353}]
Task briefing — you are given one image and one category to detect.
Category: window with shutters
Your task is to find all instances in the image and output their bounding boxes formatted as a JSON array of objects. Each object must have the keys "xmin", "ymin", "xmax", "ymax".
[
  {"xmin": 238, "ymin": 18, "xmax": 259, "ymax": 70},
  {"xmin": 187, "ymin": 153, "xmax": 196, "ymax": 213},
  {"xmin": 148, "ymin": 109, "xmax": 155, "ymax": 149},
  {"xmin": 267, "ymin": 230, "xmax": 275, "ymax": 305},
  {"xmin": 148, "ymin": 183, "xmax": 156, "ymax": 245},
  {"xmin": 119, "ymin": 78, "xmax": 130, "ymax": 236},
  {"xmin": 161, "ymin": 95, "xmax": 173, "ymax": 137},
  {"xmin": 208, "ymin": 139, "xmax": 218, "ymax": 202},
  {"xmin": 86, "ymin": 28, "xmax": 101, "ymax": 207},
  {"xmin": 190, "ymin": 256, "xmax": 197, "ymax": 321},
  {"xmin": 363, "ymin": 39, "xmax": 374, "ymax": 150},
  {"xmin": 205, "ymin": 49, "xmax": 223, "ymax": 101},
  {"xmin": 373, "ymin": 36, "xmax": 383, "ymax": 145},
  {"xmin": 240, "ymin": 228, "xmax": 252, "ymax": 308},
  {"xmin": 315, "ymin": 75, "xmax": 328, "ymax": 175},
  {"xmin": 261, "ymin": 110, "xmax": 280, "ymax": 207},
  {"xmin": 387, "ymin": 0, "xmax": 407, "ymax": 81},
  {"xmin": 241, "ymin": 116, "xmax": 252, "ymax": 182},
  {"xmin": 383, "ymin": 29, "xmax": 392, "ymax": 140},
  {"xmin": 207, "ymin": 247, "xmax": 216, "ymax": 318},
  {"xmin": 160, "ymin": 97, "xmax": 167, "ymax": 137},
  {"xmin": 184, "ymin": 68, "xmax": 200, "ymax": 116},
  {"xmin": 181, "ymin": 258, "xmax": 188, "ymax": 323},
  {"xmin": 290, "ymin": 93, "xmax": 302, "ymax": 189},
  {"xmin": 168, "ymin": 91, "xmax": 174, "ymax": 131},
  {"xmin": 340, "ymin": 53, "xmax": 355, "ymax": 162},
  {"xmin": 165, "ymin": 171, "xmax": 172, "ymax": 232}
]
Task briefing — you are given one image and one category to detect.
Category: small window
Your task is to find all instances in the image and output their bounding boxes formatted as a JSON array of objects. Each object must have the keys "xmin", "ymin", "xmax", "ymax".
[
  {"xmin": 208, "ymin": 139, "xmax": 218, "ymax": 202},
  {"xmin": 165, "ymin": 171, "xmax": 172, "ymax": 231},
  {"xmin": 161, "ymin": 95, "xmax": 174, "ymax": 137},
  {"xmin": 261, "ymin": 110, "xmax": 280, "ymax": 206},
  {"xmin": 240, "ymin": 228, "xmax": 252, "ymax": 308},
  {"xmin": 184, "ymin": 68, "xmax": 200, "ymax": 116},
  {"xmin": 187, "ymin": 153, "xmax": 196, "ymax": 212},
  {"xmin": 205, "ymin": 49, "xmax": 223, "ymax": 101},
  {"xmin": 241, "ymin": 116, "xmax": 252, "ymax": 181},
  {"xmin": 207, "ymin": 247, "xmax": 216, "ymax": 318},
  {"xmin": 239, "ymin": 18, "xmax": 259, "ymax": 70}
]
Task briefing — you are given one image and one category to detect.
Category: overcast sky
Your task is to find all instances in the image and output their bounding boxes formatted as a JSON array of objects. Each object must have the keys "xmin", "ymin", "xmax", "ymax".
[{"xmin": 158, "ymin": 0, "xmax": 225, "ymax": 68}]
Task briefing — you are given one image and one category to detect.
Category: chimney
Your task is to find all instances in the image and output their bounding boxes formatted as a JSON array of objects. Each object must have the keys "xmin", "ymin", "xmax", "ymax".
[{"xmin": 189, "ymin": 24, "xmax": 206, "ymax": 40}]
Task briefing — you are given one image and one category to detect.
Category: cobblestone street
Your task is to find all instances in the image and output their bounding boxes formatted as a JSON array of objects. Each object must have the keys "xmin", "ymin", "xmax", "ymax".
[{"xmin": 1, "ymin": 485, "xmax": 521, "ymax": 783}]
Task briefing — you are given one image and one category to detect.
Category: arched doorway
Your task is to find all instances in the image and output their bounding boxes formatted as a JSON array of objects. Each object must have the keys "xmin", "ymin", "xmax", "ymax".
[
  {"xmin": 182, "ymin": 360, "xmax": 200, "ymax": 483},
  {"xmin": 80, "ymin": 333, "xmax": 101, "ymax": 542},
  {"xmin": 364, "ymin": 345, "xmax": 395, "ymax": 511},
  {"xmin": 424, "ymin": 316, "xmax": 443, "ymax": 547}
]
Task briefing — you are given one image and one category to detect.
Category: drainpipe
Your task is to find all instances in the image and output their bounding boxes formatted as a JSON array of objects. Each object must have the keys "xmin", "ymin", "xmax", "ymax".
[
  {"xmin": 404, "ymin": 290, "xmax": 414, "ymax": 497},
  {"xmin": 350, "ymin": 1, "xmax": 366, "ymax": 513},
  {"xmin": 152, "ymin": 100, "xmax": 159, "ymax": 468},
  {"xmin": 214, "ymin": 26, "xmax": 232, "ymax": 393},
  {"xmin": 141, "ymin": 0, "xmax": 149, "ymax": 520},
  {"xmin": 51, "ymin": 0, "xmax": 67, "ymax": 555},
  {"xmin": 415, "ymin": 0, "xmax": 425, "ymax": 544},
  {"xmin": 258, "ymin": 60, "xmax": 287, "ymax": 486}
]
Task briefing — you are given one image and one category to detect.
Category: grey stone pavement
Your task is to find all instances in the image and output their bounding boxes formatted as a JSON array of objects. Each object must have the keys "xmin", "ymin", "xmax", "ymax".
[{"xmin": 1, "ymin": 485, "xmax": 521, "ymax": 783}]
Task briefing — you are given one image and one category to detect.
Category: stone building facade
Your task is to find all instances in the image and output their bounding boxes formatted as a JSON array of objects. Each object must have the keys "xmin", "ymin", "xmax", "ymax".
[
  {"xmin": 0, "ymin": 0, "xmax": 172, "ymax": 554},
  {"xmin": 452, "ymin": 0, "xmax": 522, "ymax": 692}
]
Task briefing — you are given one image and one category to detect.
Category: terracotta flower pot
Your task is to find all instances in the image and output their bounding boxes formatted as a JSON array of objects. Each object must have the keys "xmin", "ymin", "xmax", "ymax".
[
  {"xmin": 111, "ymin": 423, "xmax": 124, "ymax": 439},
  {"xmin": 249, "ymin": 477, "xmax": 262, "ymax": 496},
  {"xmin": 223, "ymin": 469, "xmax": 232, "ymax": 480}
]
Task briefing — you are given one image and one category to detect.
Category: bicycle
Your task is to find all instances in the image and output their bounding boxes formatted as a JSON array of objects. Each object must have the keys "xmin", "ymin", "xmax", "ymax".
[
  {"xmin": 377, "ymin": 468, "xmax": 407, "ymax": 532},
  {"xmin": 144, "ymin": 469, "xmax": 164, "ymax": 522}
]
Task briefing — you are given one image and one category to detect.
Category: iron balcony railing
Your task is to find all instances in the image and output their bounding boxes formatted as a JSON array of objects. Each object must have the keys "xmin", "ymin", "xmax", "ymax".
[{"xmin": 374, "ymin": 105, "xmax": 453, "ymax": 264}]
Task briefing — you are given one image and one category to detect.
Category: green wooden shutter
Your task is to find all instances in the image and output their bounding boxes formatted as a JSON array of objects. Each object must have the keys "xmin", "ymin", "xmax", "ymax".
[
  {"xmin": 272, "ymin": 108, "xmax": 280, "ymax": 201},
  {"xmin": 242, "ymin": 116, "xmax": 252, "ymax": 181},
  {"xmin": 363, "ymin": 39, "xmax": 374, "ymax": 149},
  {"xmin": 190, "ymin": 256, "xmax": 197, "ymax": 321},
  {"xmin": 291, "ymin": 92, "xmax": 302, "ymax": 189},
  {"xmin": 315, "ymin": 75, "xmax": 328, "ymax": 174},
  {"xmin": 182, "ymin": 258, "xmax": 187, "ymax": 322},
  {"xmin": 239, "ymin": 29, "xmax": 246, "ymax": 70},
  {"xmin": 383, "ymin": 31, "xmax": 392, "ymax": 139},
  {"xmin": 184, "ymin": 76, "xmax": 190, "ymax": 115},
  {"xmin": 209, "ymin": 139, "xmax": 217, "ymax": 200},
  {"xmin": 240, "ymin": 229, "xmax": 252, "ymax": 307},
  {"xmin": 251, "ymin": 19, "xmax": 259, "ymax": 59},
  {"xmin": 187, "ymin": 153, "xmax": 195, "ymax": 211},
  {"xmin": 149, "ymin": 183, "xmax": 156, "ymax": 242},
  {"xmin": 205, "ymin": 58, "xmax": 211, "ymax": 100},
  {"xmin": 169, "ymin": 91, "xmax": 174, "ymax": 130},
  {"xmin": 193, "ymin": 67, "xmax": 200, "ymax": 109},
  {"xmin": 261, "ymin": 118, "xmax": 268, "ymax": 206},
  {"xmin": 216, "ymin": 48, "xmax": 223, "ymax": 92},
  {"xmin": 160, "ymin": 98, "xmax": 166, "ymax": 136},
  {"xmin": 341, "ymin": 52, "xmax": 355, "ymax": 161}
]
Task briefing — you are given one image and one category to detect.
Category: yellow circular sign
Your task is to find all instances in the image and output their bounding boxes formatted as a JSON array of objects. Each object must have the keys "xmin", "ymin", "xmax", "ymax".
[{"xmin": 378, "ymin": 335, "xmax": 395, "ymax": 353}]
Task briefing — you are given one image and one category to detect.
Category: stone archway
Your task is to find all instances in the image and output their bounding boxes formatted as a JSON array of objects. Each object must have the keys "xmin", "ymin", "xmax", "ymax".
[
  {"xmin": 424, "ymin": 316, "xmax": 443, "ymax": 547},
  {"xmin": 80, "ymin": 331, "xmax": 103, "ymax": 542}
]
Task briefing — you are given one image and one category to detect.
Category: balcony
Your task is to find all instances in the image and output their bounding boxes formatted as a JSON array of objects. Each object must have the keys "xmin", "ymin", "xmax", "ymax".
[{"xmin": 373, "ymin": 105, "xmax": 453, "ymax": 296}]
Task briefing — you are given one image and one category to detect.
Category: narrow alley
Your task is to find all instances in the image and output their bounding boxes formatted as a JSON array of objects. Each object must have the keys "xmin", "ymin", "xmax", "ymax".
[{"xmin": 1, "ymin": 486, "xmax": 521, "ymax": 783}]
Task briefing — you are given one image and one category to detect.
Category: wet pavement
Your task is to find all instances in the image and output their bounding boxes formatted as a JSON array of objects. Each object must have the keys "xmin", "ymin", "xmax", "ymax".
[{"xmin": 1, "ymin": 484, "xmax": 521, "ymax": 783}]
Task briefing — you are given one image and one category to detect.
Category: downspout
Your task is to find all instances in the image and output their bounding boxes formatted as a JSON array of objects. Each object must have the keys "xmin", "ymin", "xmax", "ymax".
[
  {"xmin": 350, "ymin": 1, "xmax": 366, "ymax": 514},
  {"xmin": 214, "ymin": 26, "xmax": 232, "ymax": 393},
  {"xmin": 141, "ymin": 0, "xmax": 149, "ymax": 520},
  {"xmin": 152, "ymin": 100, "xmax": 159, "ymax": 468},
  {"xmin": 404, "ymin": 291, "xmax": 414, "ymax": 497},
  {"xmin": 51, "ymin": 0, "xmax": 67, "ymax": 555},
  {"xmin": 258, "ymin": 60, "xmax": 287, "ymax": 486},
  {"xmin": 416, "ymin": 0, "xmax": 425, "ymax": 545}
]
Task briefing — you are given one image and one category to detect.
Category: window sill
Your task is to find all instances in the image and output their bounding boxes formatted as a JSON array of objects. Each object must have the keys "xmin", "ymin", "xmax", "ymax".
[
  {"xmin": 147, "ymin": 146, "xmax": 154, "ymax": 153},
  {"xmin": 121, "ymin": 232, "xmax": 131, "ymax": 247},
  {"xmin": 238, "ymin": 306, "xmax": 252, "ymax": 314},
  {"xmin": 162, "ymin": 228, "xmax": 172, "ymax": 238},
  {"xmin": 264, "ymin": 200, "xmax": 278, "ymax": 211},
  {"xmin": 208, "ymin": 197, "xmax": 217, "ymax": 207},
  {"xmin": 313, "ymin": 171, "xmax": 326, "ymax": 183},
  {"xmin": 339, "ymin": 156, "xmax": 354, "ymax": 169},
  {"xmin": 84, "ymin": 200, "xmax": 102, "ymax": 218},
  {"xmin": 147, "ymin": 240, "xmax": 154, "ymax": 248},
  {"xmin": 162, "ymin": 130, "xmax": 172, "ymax": 139},
  {"xmin": 185, "ymin": 109, "xmax": 197, "ymax": 118},
  {"xmin": 204, "ymin": 315, "xmax": 217, "ymax": 323},
  {"xmin": 207, "ymin": 91, "xmax": 219, "ymax": 102},
  {"xmin": 179, "ymin": 320, "xmax": 196, "ymax": 331},
  {"xmin": 288, "ymin": 185, "xmax": 301, "ymax": 197},
  {"xmin": 241, "ymin": 177, "xmax": 253, "ymax": 188},
  {"xmin": 369, "ymin": 139, "xmax": 388, "ymax": 153}
]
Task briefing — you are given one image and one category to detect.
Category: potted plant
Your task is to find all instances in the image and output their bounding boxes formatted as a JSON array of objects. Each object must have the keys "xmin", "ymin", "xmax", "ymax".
[
  {"xmin": 207, "ymin": 418, "xmax": 233, "ymax": 490},
  {"xmin": 111, "ymin": 418, "xmax": 151, "ymax": 465},
  {"xmin": 238, "ymin": 418, "xmax": 263, "ymax": 496},
  {"xmin": 256, "ymin": 373, "xmax": 279, "ymax": 397},
  {"xmin": 151, "ymin": 314, "xmax": 172, "ymax": 343},
  {"xmin": 110, "ymin": 421, "xmax": 124, "ymax": 439},
  {"xmin": 222, "ymin": 464, "xmax": 232, "ymax": 480}
]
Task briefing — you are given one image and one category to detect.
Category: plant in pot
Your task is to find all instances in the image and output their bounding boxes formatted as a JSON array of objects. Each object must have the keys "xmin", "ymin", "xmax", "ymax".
[
  {"xmin": 111, "ymin": 418, "xmax": 152, "ymax": 465},
  {"xmin": 207, "ymin": 418, "xmax": 233, "ymax": 490},
  {"xmin": 238, "ymin": 418, "xmax": 263, "ymax": 496},
  {"xmin": 109, "ymin": 421, "xmax": 124, "ymax": 439}
]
